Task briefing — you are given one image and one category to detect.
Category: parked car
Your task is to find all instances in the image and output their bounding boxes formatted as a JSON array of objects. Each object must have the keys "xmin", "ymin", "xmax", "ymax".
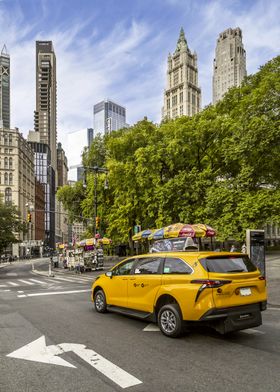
[{"xmin": 92, "ymin": 251, "xmax": 267, "ymax": 338}]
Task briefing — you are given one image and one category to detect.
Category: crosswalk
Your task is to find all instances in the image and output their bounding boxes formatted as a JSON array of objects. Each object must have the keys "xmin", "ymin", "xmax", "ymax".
[{"xmin": 0, "ymin": 274, "xmax": 95, "ymax": 288}]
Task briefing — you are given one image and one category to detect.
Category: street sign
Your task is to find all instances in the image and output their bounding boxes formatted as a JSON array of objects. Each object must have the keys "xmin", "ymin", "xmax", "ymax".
[
  {"xmin": 133, "ymin": 225, "xmax": 141, "ymax": 235},
  {"xmin": 7, "ymin": 335, "xmax": 142, "ymax": 389}
]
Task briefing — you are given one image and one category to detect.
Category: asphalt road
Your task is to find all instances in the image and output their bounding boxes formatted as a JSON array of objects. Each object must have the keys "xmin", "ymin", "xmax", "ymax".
[{"xmin": 0, "ymin": 256, "xmax": 280, "ymax": 392}]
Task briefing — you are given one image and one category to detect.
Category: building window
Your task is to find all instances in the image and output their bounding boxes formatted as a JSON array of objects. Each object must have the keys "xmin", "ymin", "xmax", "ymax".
[
  {"xmin": 9, "ymin": 173, "xmax": 13, "ymax": 185},
  {"xmin": 5, "ymin": 187, "xmax": 12, "ymax": 204},
  {"xmin": 173, "ymin": 70, "xmax": 179, "ymax": 86},
  {"xmin": 172, "ymin": 95, "xmax": 177, "ymax": 106},
  {"xmin": 179, "ymin": 92, "xmax": 183, "ymax": 103},
  {"xmin": 9, "ymin": 157, "xmax": 12, "ymax": 169},
  {"xmin": 4, "ymin": 134, "xmax": 8, "ymax": 145},
  {"xmin": 9, "ymin": 134, "xmax": 12, "ymax": 145},
  {"xmin": 4, "ymin": 157, "xmax": 8, "ymax": 169},
  {"xmin": 167, "ymin": 99, "xmax": 170, "ymax": 109},
  {"xmin": 4, "ymin": 172, "xmax": 8, "ymax": 185}
]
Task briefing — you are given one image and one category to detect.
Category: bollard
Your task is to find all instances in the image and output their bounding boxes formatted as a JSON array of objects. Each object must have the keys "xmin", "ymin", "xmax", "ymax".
[{"xmin": 48, "ymin": 260, "xmax": 53, "ymax": 277}]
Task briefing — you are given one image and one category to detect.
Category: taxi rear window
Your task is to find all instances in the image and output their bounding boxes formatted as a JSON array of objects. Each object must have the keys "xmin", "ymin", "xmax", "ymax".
[{"xmin": 199, "ymin": 255, "xmax": 257, "ymax": 273}]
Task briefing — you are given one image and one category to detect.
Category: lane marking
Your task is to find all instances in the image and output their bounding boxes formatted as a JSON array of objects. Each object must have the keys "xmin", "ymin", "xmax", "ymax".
[
  {"xmin": 17, "ymin": 289, "xmax": 91, "ymax": 298},
  {"xmin": 7, "ymin": 281, "xmax": 19, "ymax": 286},
  {"xmin": 241, "ymin": 329, "xmax": 265, "ymax": 335},
  {"xmin": 0, "ymin": 284, "xmax": 7, "ymax": 287},
  {"xmin": 28, "ymin": 279, "xmax": 47, "ymax": 284},
  {"xmin": 17, "ymin": 291, "xmax": 24, "ymax": 293},
  {"xmin": 17, "ymin": 280, "xmax": 34, "ymax": 285},
  {"xmin": 6, "ymin": 272, "xmax": 18, "ymax": 276},
  {"xmin": 0, "ymin": 289, "xmax": 11, "ymax": 292},
  {"xmin": 143, "ymin": 324, "xmax": 160, "ymax": 332},
  {"xmin": 267, "ymin": 307, "xmax": 280, "ymax": 311}
]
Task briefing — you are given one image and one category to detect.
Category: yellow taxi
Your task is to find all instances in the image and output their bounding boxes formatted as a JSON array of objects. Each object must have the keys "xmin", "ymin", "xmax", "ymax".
[{"xmin": 91, "ymin": 251, "xmax": 267, "ymax": 337}]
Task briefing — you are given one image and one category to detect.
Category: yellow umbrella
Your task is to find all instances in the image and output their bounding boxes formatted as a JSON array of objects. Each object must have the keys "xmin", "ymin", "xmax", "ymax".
[
  {"xmin": 85, "ymin": 238, "xmax": 95, "ymax": 246},
  {"xmin": 163, "ymin": 223, "xmax": 185, "ymax": 238},
  {"xmin": 132, "ymin": 229, "xmax": 156, "ymax": 241},
  {"xmin": 98, "ymin": 237, "xmax": 112, "ymax": 245}
]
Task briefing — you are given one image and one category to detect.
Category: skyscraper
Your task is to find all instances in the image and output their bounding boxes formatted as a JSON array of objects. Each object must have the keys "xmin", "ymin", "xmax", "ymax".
[
  {"xmin": 0, "ymin": 45, "xmax": 10, "ymax": 129},
  {"xmin": 213, "ymin": 27, "xmax": 247, "ymax": 104},
  {"xmin": 34, "ymin": 41, "xmax": 57, "ymax": 170},
  {"xmin": 162, "ymin": 28, "xmax": 201, "ymax": 120},
  {"xmin": 93, "ymin": 99, "xmax": 127, "ymax": 136},
  {"xmin": 87, "ymin": 127, "xmax": 93, "ymax": 147}
]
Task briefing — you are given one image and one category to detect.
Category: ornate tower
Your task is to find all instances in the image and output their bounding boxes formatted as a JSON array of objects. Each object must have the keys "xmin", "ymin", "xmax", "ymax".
[
  {"xmin": 162, "ymin": 28, "xmax": 201, "ymax": 120},
  {"xmin": 213, "ymin": 27, "xmax": 247, "ymax": 103}
]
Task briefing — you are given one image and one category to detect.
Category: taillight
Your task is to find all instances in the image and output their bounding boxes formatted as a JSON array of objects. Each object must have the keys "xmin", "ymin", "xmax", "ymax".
[
  {"xmin": 258, "ymin": 276, "xmax": 265, "ymax": 280},
  {"xmin": 191, "ymin": 279, "xmax": 232, "ymax": 302}
]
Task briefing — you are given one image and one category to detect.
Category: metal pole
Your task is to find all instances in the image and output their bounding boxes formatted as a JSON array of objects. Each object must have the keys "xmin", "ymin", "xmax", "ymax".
[{"xmin": 94, "ymin": 169, "xmax": 97, "ymax": 237}]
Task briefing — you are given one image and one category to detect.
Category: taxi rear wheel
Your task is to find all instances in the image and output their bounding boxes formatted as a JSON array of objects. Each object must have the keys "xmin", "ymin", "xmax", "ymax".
[
  {"xmin": 158, "ymin": 304, "xmax": 183, "ymax": 338},
  {"xmin": 94, "ymin": 290, "xmax": 107, "ymax": 313}
]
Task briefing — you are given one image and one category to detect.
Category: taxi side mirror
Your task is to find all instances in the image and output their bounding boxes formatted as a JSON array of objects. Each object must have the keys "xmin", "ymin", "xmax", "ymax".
[{"xmin": 105, "ymin": 271, "xmax": 113, "ymax": 278}]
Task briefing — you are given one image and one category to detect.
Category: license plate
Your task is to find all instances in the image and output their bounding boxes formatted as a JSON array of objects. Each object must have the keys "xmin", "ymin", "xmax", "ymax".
[{"xmin": 240, "ymin": 288, "xmax": 251, "ymax": 296}]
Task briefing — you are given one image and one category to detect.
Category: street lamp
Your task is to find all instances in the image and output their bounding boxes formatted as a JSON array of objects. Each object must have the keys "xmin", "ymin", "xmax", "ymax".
[{"xmin": 84, "ymin": 166, "xmax": 108, "ymax": 238}]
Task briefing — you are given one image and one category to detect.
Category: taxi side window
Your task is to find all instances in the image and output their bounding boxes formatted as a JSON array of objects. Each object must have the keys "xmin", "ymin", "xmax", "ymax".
[
  {"xmin": 134, "ymin": 257, "xmax": 162, "ymax": 275},
  {"xmin": 114, "ymin": 259, "xmax": 135, "ymax": 276},
  {"xmin": 163, "ymin": 257, "xmax": 193, "ymax": 274}
]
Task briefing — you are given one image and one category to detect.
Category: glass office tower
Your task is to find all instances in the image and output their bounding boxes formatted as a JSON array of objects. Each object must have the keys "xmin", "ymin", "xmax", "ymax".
[
  {"xmin": 93, "ymin": 99, "xmax": 127, "ymax": 136},
  {"xmin": 0, "ymin": 45, "xmax": 10, "ymax": 129}
]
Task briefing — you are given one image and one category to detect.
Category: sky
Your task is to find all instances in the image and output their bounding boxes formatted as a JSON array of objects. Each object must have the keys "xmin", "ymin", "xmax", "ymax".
[{"xmin": 0, "ymin": 0, "xmax": 279, "ymax": 179}]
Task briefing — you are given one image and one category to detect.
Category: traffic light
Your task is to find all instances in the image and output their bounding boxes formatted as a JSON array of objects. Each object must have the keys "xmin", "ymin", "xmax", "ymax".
[
  {"xmin": 95, "ymin": 216, "xmax": 100, "ymax": 229},
  {"xmin": 27, "ymin": 213, "xmax": 32, "ymax": 222}
]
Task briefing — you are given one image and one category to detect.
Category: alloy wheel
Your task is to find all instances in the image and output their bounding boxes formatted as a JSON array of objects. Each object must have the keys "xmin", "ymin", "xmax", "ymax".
[{"xmin": 160, "ymin": 309, "xmax": 177, "ymax": 333}]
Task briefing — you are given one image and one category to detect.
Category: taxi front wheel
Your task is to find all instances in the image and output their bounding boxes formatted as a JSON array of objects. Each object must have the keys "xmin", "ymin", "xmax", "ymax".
[
  {"xmin": 158, "ymin": 304, "xmax": 183, "ymax": 338},
  {"xmin": 94, "ymin": 290, "xmax": 107, "ymax": 313}
]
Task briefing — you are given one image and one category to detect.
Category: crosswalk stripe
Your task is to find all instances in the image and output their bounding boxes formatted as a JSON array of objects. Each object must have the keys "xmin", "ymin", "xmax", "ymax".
[
  {"xmin": 29, "ymin": 279, "xmax": 47, "ymax": 284},
  {"xmin": 53, "ymin": 277, "xmax": 77, "ymax": 282},
  {"xmin": 17, "ymin": 279, "xmax": 34, "ymax": 285},
  {"xmin": 7, "ymin": 282, "xmax": 19, "ymax": 286},
  {"xmin": 0, "ymin": 284, "xmax": 7, "ymax": 287}
]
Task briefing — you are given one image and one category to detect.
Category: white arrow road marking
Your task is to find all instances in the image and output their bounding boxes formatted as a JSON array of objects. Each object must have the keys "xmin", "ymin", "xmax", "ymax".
[
  {"xmin": 6, "ymin": 336, "xmax": 75, "ymax": 368},
  {"xmin": 7, "ymin": 336, "xmax": 142, "ymax": 389},
  {"xmin": 59, "ymin": 343, "xmax": 142, "ymax": 388},
  {"xmin": 143, "ymin": 323, "xmax": 160, "ymax": 332}
]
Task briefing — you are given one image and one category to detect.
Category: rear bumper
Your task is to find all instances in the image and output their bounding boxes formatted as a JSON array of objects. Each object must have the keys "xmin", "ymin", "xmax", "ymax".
[{"xmin": 199, "ymin": 301, "xmax": 267, "ymax": 334}]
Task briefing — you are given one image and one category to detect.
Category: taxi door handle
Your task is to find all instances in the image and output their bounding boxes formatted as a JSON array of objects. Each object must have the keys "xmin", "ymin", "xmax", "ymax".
[
  {"xmin": 122, "ymin": 278, "xmax": 128, "ymax": 281},
  {"xmin": 129, "ymin": 278, "xmax": 136, "ymax": 280}
]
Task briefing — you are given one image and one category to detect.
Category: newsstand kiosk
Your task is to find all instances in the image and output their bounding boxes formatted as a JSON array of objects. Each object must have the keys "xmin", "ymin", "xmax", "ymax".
[{"xmin": 246, "ymin": 229, "xmax": 266, "ymax": 277}]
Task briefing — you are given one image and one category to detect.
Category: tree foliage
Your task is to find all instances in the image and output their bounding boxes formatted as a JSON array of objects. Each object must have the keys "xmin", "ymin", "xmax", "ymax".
[
  {"xmin": 60, "ymin": 56, "xmax": 280, "ymax": 243},
  {"xmin": 0, "ymin": 198, "xmax": 27, "ymax": 254}
]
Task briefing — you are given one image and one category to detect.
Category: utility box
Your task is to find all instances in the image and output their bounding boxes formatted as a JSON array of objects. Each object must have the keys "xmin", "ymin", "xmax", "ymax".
[{"xmin": 246, "ymin": 229, "xmax": 265, "ymax": 277}]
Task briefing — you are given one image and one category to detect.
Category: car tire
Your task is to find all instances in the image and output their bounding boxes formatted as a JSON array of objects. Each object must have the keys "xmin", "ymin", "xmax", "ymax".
[
  {"xmin": 94, "ymin": 290, "xmax": 107, "ymax": 313},
  {"xmin": 158, "ymin": 304, "xmax": 183, "ymax": 338}
]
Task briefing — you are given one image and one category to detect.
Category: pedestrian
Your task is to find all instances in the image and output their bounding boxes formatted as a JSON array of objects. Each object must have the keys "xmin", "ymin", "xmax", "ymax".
[
  {"xmin": 230, "ymin": 244, "xmax": 237, "ymax": 252},
  {"xmin": 241, "ymin": 243, "xmax": 247, "ymax": 254}
]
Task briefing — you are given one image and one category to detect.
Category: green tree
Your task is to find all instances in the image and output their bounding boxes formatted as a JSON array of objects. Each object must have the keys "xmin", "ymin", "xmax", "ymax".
[{"xmin": 0, "ymin": 199, "xmax": 27, "ymax": 254}]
